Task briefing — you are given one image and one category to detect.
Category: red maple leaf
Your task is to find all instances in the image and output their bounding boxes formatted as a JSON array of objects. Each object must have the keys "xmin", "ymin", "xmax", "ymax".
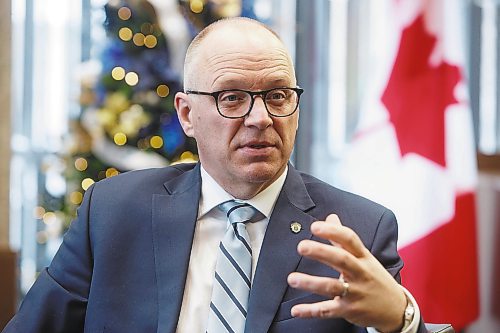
[{"xmin": 381, "ymin": 14, "xmax": 461, "ymax": 167}]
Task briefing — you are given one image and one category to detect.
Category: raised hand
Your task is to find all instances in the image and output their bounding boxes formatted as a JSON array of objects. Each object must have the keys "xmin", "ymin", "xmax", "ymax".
[{"xmin": 287, "ymin": 214, "xmax": 407, "ymax": 333}]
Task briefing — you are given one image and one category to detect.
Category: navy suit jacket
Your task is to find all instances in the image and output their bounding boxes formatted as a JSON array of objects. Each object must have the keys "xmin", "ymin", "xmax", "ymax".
[{"xmin": 3, "ymin": 163, "xmax": 426, "ymax": 333}]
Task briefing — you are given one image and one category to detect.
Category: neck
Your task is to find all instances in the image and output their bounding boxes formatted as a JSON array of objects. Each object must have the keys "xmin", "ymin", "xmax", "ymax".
[
  {"xmin": 221, "ymin": 181, "xmax": 271, "ymax": 200},
  {"xmin": 202, "ymin": 165, "xmax": 287, "ymax": 200}
]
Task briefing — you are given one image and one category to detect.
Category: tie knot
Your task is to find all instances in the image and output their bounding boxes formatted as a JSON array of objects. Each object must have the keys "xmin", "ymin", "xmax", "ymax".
[{"xmin": 218, "ymin": 200, "xmax": 264, "ymax": 225}]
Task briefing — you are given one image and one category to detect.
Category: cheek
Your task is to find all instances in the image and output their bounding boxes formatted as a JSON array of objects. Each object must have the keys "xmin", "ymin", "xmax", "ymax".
[
  {"xmin": 192, "ymin": 116, "xmax": 240, "ymax": 154},
  {"xmin": 277, "ymin": 119, "xmax": 298, "ymax": 147}
]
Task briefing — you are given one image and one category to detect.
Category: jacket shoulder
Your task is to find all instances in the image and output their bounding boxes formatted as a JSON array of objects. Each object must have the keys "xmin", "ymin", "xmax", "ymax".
[{"xmin": 92, "ymin": 163, "xmax": 198, "ymax": 194}]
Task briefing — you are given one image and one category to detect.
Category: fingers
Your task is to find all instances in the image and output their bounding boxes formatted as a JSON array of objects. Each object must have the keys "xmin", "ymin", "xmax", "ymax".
[
  {"xmin": 291, "ymin": 299, "xmax": 343, "ymax": 319},
  {"xmin": 287, "ymin": 272, "xmax": 349, "ymax": 299},
  {"xmin": 297, "ymin": 239, "xmax": 363, "ymax": 279},
  {"xmin": 311, "ymin": 214, "xmax": 368, "ymax": 258}
]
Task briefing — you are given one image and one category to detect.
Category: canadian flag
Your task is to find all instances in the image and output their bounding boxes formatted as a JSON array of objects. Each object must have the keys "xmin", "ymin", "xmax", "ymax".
[{"xmin": 338, "ymin": 0, "xmax": 479, "ymax": 329}]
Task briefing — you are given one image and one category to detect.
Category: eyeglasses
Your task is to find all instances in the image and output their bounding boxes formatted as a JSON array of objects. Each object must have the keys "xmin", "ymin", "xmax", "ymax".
[{"xmin": 185, "ymin": 87, "xmax": 304, "ymax": 119}]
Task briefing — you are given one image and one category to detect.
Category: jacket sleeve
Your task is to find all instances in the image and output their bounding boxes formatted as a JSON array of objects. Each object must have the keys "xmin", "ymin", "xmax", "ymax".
[{"xmin": 2, "ymin": 184, "xmax": 96, "ymax": 333}]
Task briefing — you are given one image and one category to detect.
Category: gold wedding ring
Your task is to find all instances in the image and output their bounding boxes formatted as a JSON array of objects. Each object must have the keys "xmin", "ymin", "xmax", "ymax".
[{"xmin": 339, "ymin": 275, "xmax": 349, "ymax": 298}]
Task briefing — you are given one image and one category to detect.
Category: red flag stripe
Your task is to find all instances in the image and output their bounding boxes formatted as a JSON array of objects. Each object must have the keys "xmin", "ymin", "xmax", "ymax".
[{"xmin": 400, "ymin": 193, "xmax": 479, "ymax": 330}]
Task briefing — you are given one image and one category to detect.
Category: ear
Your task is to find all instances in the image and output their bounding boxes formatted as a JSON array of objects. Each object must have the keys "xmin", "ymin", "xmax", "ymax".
[{"xmin": 175, "ymin": 92, "xmax": 195, "ymax": 138}]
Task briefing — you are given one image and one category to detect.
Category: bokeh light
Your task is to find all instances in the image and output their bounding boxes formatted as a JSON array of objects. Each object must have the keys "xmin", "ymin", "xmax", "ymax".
[
  {"xmin": 81, "ymin": 178, "xmax": 95, "ymax": 191},
  {"xmin": 114, "ymin": 132, "xmax": 127, "ymax": 145},
  {"xmin": 74, "ymin": 157, "xmax": 88, "ymax": 171},
  {"xmin": 106, "ymin": 167, "xmax": 120, "ymax": 178},
  {"xmin": 118, "ymin": 27, "xmax": 133, "ymax": 41},
  {"xmin": 111, "ymin": 66, "xmax": 126, "ymax": 81},
  {"xmin": 125, "ymin": 72, "xmax": 139, "ymax": 86},
  {"xmin": 181, "ymin": 151, "xmax": 195, "ymax": 160},
  {"xmin": 144, "ymin": 35, "xmax": 158, "ymax": 48},
  {"xmin": 117, "ymin": 7, "xmax": 132, "ymax": 20},
  {"xmin": 70, "ymin": 191, "xmax": 83, "ymax": 205},
  {"xmin": 140, "ymin": 22, "xmax": 153, "ymax": 35},
  {"xmin": 33, "ymin": 206, "xmax": 46, "ymax": 219},
  {"xmin": 156, "ymin": 84, "xmax": 170, "ymax": 97},
  {"xmin": 42, "ymin": 212, "xmax": 57, "ymax": 225},
  {"xmin": 150, "ymin": 135, "xmax": 164, "ymax": 149},
  {"xmin": 133, "ymin": 33, "xmax": 145, "ymax": 46},
  {"xmin": 190, "ymin": 0, "xmax": 204, "ymax": 13}
]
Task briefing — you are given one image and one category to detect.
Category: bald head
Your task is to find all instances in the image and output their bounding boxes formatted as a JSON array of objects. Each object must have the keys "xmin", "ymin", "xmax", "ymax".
[{"xmin": 183, "ymin": 17, "xmax": 295, "ymax": 90}]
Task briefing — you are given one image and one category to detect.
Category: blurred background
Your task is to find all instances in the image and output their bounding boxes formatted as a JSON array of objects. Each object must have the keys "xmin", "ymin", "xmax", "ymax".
[{"xmin": 0, "ymin": 0, "xmax": 499, "ymax": 332}]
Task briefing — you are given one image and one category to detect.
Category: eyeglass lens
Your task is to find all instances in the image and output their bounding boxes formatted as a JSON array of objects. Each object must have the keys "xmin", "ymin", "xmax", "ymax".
[{"xmin": 217, "ymin": 88, "xmax": 299, "ymax": 117}]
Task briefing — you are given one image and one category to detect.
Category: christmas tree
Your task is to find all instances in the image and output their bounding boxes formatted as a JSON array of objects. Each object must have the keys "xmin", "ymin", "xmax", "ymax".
[{"xmin": 38, "ymin": 0, "xmax": 258, "ymax": 240}]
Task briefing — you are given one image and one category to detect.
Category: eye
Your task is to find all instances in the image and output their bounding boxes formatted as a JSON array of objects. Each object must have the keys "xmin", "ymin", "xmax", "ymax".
[
  {"xmin": 219, "ymin": 91, "xmax": 247, "ymax": 103},
  {"xmin": 266, "ymin": 89, "xmax": 288, "ymax": 101},
  {"xmin": 225, "ymin": 95, "xmax": 239, "ymax": 102}
]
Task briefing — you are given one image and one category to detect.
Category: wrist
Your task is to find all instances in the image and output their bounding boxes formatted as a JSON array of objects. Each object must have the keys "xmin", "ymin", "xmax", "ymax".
[
  {"xmin": 377, "ymin": 290, "xmax": 408, "ymax": 333},
  {"xmin": 381, "ymin": 294, "xmax": 415, "ymax": 333}
]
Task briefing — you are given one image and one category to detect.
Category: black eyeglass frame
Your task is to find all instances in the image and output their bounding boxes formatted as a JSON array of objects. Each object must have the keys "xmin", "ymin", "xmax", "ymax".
[{"xmin": 185, "ymin": 87, "xmax": 304, "ymax": 119}]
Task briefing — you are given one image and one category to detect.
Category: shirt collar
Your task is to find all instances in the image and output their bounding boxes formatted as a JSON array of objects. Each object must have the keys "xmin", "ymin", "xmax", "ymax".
[{"xmin": 199, "ymin": 165, "xmax": 288, "ymax": 219}]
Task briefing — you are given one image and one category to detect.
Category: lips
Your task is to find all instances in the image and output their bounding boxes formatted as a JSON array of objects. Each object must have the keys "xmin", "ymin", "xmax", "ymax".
[{"xmin": 240, "ymin": 141, "xmax": 274, "ymax": 149}]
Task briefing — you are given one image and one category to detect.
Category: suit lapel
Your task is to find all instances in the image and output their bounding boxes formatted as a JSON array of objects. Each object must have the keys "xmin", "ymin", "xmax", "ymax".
[
  {"xmin": 245, "ymin": 166, "xmax": 316, "ymax": 333},
  {"xmin": 152, "ymin": 164, "xmax": 201, "ymax": 333}
]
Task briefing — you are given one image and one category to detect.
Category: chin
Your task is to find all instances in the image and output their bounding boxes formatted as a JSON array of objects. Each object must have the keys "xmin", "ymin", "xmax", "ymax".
[{"xmin": 238, "ymin": 162, "xmax": 285, "ymax": 184}]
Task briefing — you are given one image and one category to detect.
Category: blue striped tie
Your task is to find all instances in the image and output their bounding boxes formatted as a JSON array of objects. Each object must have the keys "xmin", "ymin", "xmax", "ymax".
[{"xmin": 206, "ymin": 200, "xmax": 264, "ymax": 333}]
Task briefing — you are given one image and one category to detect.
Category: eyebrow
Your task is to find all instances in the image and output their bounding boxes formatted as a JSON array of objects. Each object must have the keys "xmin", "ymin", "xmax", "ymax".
[{"xmin": 211, "ymin": 78, "xmax": 294, "ymax": 91}]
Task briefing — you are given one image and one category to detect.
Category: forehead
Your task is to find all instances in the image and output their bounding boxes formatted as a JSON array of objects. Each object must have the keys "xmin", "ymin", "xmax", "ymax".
[{"xmin": 194, "ymin": 25, "xmax": 295, "ymax": 89}]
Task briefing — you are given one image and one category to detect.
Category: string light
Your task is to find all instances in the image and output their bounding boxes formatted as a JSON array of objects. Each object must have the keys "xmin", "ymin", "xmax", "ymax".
[
  {"xmin": 114, "ymin": 132, "xmax": 127, "ymax": 145},
  {"xmin": 190, "ymin": 0, "xmax": 204, "ymax": 13},
  {"xmin": 141, "ymin": 22, "xmax": 153, "ymax": 35},
  {"xmin": 70, "ymin": 191, "xmax": 83, "ymax": 205},
  {"xmin": 150, "ymin": 136, "xmax": 164, "ymax": 149},
  {"xmin": 106, "ymin": 167, "xmax": 120, "ymax": 178},
  {"xmin": 117, "ymin": 7, "xmax": 132, "ymax": 20},
  {"xmin": 181, "ymin": 151, "xmax": 195, "ymax": 160},
  {"xmin": 43, "ymin": 212, "xmax": 57, "ymax": 225},
  {"xmin": 74, "ymin": 157, "xmax": 88, "ymax": 171},
  {"xmin": 144, "ymin": 35, "xmax": 158, "ymax": 48},
  {"xmin": 156, "ymin": 84, "xmax": 170, "ymax": 97},
  {"xmin": 81, "ymin": 178, "xmax": 95, "ymax": 191},
  {"xmin": 118, "ymin": 27, "xmax": 133, "ymax": 41},
  {"xmin": 124, "ymin": 72, "xmax": 139, "ymax": 86},
  {"xmin": 133, "ymin": 33, "xmax": 145, "ymax": 46},
  {"xmin": 111, "ymin": 67, "xmax": 126, "ymax": 80},
  {"xmin": 33, "ymin": 206, "xmax": 46, "ymax": 219}
]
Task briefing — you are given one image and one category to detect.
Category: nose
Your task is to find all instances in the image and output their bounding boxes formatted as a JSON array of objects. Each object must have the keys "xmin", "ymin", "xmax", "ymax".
[{"xmin": 244, "ymin": 96, "xmax": 273, "ymax": 129}]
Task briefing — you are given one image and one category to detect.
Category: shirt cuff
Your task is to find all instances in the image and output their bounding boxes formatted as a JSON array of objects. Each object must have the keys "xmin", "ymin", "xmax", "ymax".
[{"xmin": 366, "ymin": 286, "xmax": 420, "ymax": 333}]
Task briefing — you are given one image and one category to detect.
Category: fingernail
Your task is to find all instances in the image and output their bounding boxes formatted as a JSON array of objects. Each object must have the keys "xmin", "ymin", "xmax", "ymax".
[
  {"xmin": 288, "ymin": 275, "xmax": 298, "ymax": 287},
  {"xmin": 311, "ymin": 222, "xmax": 322, "ymax": 233},
  {"xmin": 291, "ymin": 307, "xmax": 299, "ymax": 317},
  {"xmin": 326, "ymin": 214, "xmax": 341, "ymax": 225}
]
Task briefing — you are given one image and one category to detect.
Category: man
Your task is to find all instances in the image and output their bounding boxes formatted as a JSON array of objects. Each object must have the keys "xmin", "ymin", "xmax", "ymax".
[{"xmin": 3, "ymin": 18, "xmax": 425, "ymax": 333}]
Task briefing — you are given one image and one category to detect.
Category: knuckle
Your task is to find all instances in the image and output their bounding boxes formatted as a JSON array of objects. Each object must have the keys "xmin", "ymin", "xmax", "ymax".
[
  {"xmin": 344, "ymin": 229, "xmax": 357, "ymax": 246},
  {"xmin": 347, "ymin": 303, "xmax": 362, "ymax": 318},
  {"xmin": 326, "ymin": 282, "xmax": 337, "ymax": 298},
  {"xmin": 337, "ymin": 252, "xmax": 349, "ymax": 267},
  {"xmin": 318, "ymin": 304, "xmax": 332, "ymax": 318}
]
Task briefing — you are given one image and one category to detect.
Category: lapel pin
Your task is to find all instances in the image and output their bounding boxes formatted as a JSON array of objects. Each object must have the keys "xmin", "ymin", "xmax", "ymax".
[{"xmin": 290, "ymin": 221, "xmax": 302, "ymax": 234}]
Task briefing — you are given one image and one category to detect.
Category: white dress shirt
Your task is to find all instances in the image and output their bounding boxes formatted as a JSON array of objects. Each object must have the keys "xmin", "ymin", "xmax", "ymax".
[
  {"xmin": 175, "ymin": 165, "xmax": 419, "ymax": 333},
  {"xmin": 176, "ymin": 166, "xmax": 288, "ymax": 332}
]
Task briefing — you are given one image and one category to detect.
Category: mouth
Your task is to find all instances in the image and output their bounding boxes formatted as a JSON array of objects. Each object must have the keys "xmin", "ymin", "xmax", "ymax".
[
  {"xmin": 240, "ymin": 141, "xmax": 275, "ymax": 149},
  {"xmin": 237, "ymin": 141, "xmax": 277, "ymax": 158},
  {"xmin": 247, "ymin": 144, "xmax": 271, "ymax": 149}
]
